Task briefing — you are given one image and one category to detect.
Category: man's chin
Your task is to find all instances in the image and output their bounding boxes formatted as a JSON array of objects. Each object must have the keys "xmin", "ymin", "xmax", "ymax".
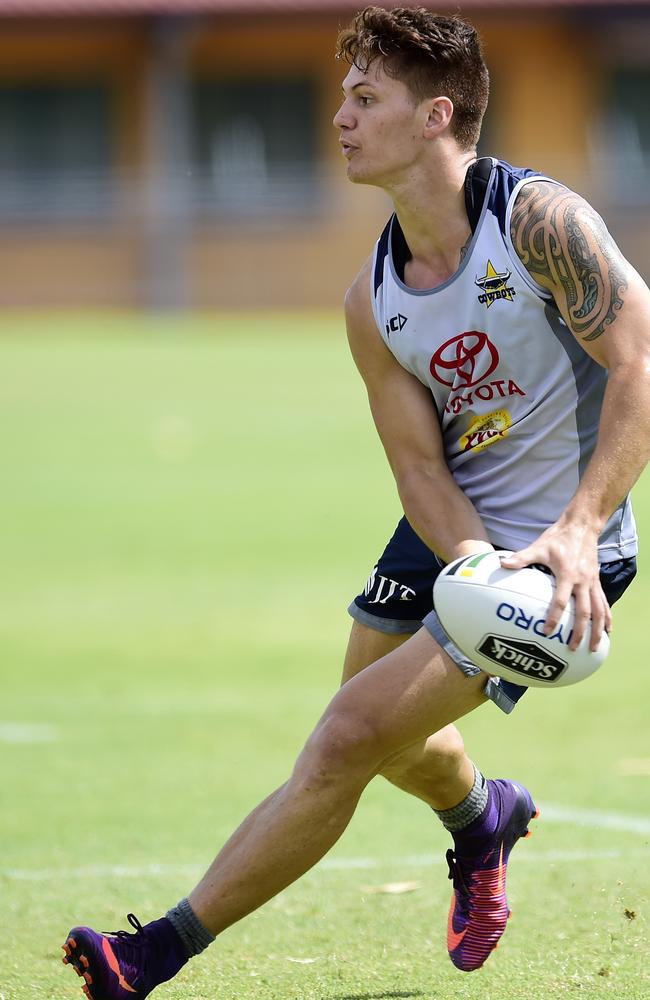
[{"xmin": 345, "ymin": 165, "xmax": 376, "ymax": 186}]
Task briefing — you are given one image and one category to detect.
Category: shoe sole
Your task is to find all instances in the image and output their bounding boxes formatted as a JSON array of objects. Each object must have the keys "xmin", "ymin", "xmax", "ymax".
[{"xmin": 62, "ymin": 934, "xmax": 96, "ymax": 999}]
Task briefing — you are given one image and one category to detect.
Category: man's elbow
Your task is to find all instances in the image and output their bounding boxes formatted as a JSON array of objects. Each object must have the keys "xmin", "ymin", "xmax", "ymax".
[{"xmin": 394, "ymin": 463, "xmax": 445, "ymax": 508}]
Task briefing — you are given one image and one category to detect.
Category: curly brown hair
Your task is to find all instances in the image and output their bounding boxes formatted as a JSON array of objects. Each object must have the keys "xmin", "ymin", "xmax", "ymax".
[{"xmin": 336, "ymin": 5, "xmax": 489, "ymax": 150}]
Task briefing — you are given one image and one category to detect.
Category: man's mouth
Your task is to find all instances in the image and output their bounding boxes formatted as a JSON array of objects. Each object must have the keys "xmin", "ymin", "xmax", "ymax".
[{"xmin": 340, "ymin": 140, "xmax": 358, "ymax": 158}]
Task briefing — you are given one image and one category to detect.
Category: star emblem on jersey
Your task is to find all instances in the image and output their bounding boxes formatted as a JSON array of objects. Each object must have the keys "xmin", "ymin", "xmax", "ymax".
[{"xmin": 475, "ymin": 260, "xmax": 517, "ymax": 308}]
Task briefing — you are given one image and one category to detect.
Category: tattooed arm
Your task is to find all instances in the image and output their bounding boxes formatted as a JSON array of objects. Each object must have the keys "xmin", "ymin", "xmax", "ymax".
[{"xmin": 503, "ymin": 181, "xmax": 650, "ymax": 650}]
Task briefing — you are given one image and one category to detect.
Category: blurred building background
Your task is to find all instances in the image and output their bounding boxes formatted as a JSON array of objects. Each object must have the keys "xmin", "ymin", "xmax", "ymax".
[{"xmin": 1, "ymin": 0, "xmax": 649, "ymax": 311}]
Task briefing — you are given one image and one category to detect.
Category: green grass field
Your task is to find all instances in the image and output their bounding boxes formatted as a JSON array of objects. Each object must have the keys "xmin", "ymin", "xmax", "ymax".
[{"xmin": 1, "ymin": 313, "xmax": 649, "ymax": 1000}]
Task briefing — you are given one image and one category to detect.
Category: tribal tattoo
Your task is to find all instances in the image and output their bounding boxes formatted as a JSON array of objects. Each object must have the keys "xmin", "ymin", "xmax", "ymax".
[{"xmin": 510, "ymin": 182, "xmax": 628, "ymax": 341}]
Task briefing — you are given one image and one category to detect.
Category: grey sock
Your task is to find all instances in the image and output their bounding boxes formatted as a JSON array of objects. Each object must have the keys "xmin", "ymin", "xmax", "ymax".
[
  {"xmin": 166, "ymin": 898, "xmax": 215, "ymax": 957},
  {"xmin": 433, "ymin": 765, "xmax": 488, "ymax": 833}
]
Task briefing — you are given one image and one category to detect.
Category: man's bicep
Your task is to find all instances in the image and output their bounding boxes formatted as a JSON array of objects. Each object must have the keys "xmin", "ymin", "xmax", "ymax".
[
  {"xmin": 366, "ymin": 364, "xmax": 446, "ymax": 478},
  {"xmin": 509, "ymin": 181, "xmax": 639, "ymax": 362},
  {"xmin": 344, "ymin": 267, "xmax": 445, "ymax": 473}
]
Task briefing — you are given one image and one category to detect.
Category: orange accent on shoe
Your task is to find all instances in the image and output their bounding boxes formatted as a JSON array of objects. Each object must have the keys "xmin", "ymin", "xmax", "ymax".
[
  {"xmin": 75, "ymin": 967, "xmax": 83, "ymax": 977},
  {"xmin": 80, "ymin": 955, "xmax": 89, "ymax": 968},
  {"xmin": 68, "ymin": 938, "xmax": 77, "ymax": 949},
  {"xmin": 84, "ymin": 972, "xmax": 93, "ymax": 984},
  {"xmin": 533, "ymin": 808, "xmax": 541, "ymax": 819},
  {"xmin": 488, "ymin": 843, "xmax": 506, "ymax": 898},
  {"xmin": 63, "ymin": 944, "xmax": 71, "ymax": 957},
  {"xmin": 447, "ymin": 901, "xmax": 467, "ymax": 951},
  {"xmin": 524, "ymin": 830, "xmax": 532, "ymax": 839},
  {"xmin": 101, "ymin": 937, "xmax": 137, "ymax": 994},
  {"xmin": 498, "ymin": 843, "xmax": 506, "ymax": 892}
]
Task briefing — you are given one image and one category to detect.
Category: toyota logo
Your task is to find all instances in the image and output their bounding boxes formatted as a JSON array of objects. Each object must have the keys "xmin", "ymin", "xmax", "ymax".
[{"xmin": 430, "ymin": 331, "xmax": 499, "ymax": 388}]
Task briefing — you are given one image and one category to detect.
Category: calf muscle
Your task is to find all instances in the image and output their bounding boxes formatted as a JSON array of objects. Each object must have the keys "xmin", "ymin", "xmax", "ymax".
[{"xmin": 189, "ymin": 631, "xmax": 485, "ymax": 934}]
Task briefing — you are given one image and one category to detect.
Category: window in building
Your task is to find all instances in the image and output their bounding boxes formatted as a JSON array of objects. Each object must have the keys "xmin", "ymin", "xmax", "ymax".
[
  {"xmin": 191, "ymin": 77, "xmax": 319, "ymax": 216},
  {"xmin": 0, "ymin": 82, "xmax": 113, "ymax": 220},
  {"xmin": 590, "ymin": 67, "xmax": 650, "ymax": 205}
]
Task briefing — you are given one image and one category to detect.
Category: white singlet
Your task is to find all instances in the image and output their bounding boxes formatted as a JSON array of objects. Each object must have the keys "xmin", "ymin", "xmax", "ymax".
[{"xmin": 370, "ymin": 158, "xmax": 637, "ymax": 560}]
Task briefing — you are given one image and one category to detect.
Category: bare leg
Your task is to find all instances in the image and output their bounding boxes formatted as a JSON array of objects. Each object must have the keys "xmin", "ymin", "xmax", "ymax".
[
  {"xmin": 343, "ymin": 620, "xmax": 476, "ymax": 808},
  {"xmin": 189, "ymin": 629, "xmax": 486, "ymax": 935}
]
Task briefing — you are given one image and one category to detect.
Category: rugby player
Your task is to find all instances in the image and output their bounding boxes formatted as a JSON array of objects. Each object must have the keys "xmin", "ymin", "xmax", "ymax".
[{"xmin": 62, "ymin": 7, "xmax": 650, "ymax": 998}]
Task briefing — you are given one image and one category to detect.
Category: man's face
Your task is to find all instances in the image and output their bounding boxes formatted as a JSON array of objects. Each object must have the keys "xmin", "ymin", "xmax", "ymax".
[{"xmin": 333, "ymin": 60, "xmax": 427, "ymax": 186}]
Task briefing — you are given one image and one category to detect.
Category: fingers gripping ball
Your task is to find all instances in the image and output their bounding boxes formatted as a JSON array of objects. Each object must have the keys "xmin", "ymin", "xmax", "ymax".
[{"xmin": 432, "ymin": 551, "xmax": 609, "ymax": 688}]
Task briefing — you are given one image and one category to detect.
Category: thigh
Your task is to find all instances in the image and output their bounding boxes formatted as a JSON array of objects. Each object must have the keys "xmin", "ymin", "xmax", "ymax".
[
  {"xmin": 341, "ymin": 620, "xmax": 410, "ymax": 685},
  {"xmin": 330, "ymin": 628, "xmax": 487, "ymax": 763}
]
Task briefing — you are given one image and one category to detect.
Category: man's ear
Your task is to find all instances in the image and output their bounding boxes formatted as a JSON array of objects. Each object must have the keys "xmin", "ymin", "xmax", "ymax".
[{"xmin": 423, "ymin": 96, "xmax": 454, "ymax": 139}]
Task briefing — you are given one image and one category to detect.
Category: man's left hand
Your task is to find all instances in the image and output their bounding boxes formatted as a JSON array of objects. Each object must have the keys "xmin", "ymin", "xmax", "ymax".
[{"xmin": 500, "ymin": 526, "xmax": 611, "ymax": 652}]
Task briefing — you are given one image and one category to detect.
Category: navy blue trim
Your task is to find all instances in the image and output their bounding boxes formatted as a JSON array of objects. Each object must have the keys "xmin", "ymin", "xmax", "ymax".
[
  {"xmin": 464, "ymin": 156, "xmax": 495, "ymax": 233},
  {"xmin": 373, "ymin": 218, "xmax": 392, "ymax": 295},
  {"xmin": 485, "ymin": 158, "xmax": 541, "ymax": 237},
  {"xmin": 390, "ymin": 218, "xmax": 412, "ymax": 284}
]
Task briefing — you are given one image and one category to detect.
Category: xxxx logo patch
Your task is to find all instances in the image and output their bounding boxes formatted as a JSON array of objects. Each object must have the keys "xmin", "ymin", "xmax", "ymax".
[{"xmin": 459, "ymin": 409, "xmax": 511, "ymax": 453}]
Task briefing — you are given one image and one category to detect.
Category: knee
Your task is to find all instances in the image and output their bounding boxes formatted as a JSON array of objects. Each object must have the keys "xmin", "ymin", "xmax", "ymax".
[
  {"xmin": 424, "ymin": 725, "xmax": 467, "ymax": 772},
  {"xmin": 293, "ymin": 710, "xmax": 384, "ymax": 791}
]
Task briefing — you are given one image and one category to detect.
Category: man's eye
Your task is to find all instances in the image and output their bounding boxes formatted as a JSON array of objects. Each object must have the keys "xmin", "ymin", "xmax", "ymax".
[{"xmin": 359, "ymin": 96, "xmax": 372, "ymax": 106}]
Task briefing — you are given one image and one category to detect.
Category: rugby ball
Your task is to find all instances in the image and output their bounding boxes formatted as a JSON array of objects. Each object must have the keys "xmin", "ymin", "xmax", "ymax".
[{"xmin": 432, "ymin": 550, "xmax": 609, "ymax": 688}]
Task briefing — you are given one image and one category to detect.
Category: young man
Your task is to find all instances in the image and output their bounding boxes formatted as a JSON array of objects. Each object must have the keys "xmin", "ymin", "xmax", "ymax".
[{"xmin": 62, "ymin": 7, "xmax": 650, "ymax": 999}]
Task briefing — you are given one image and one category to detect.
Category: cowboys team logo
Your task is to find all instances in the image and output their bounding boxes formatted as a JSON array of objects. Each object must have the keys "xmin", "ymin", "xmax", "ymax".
[{"xmin": 475, "ymin": 260, "xmax": 517, "ymax": 308}]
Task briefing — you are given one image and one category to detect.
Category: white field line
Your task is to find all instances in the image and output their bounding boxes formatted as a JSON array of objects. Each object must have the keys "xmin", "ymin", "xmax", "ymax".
[
  {"xmin": 541, "ymin": 802, "xmax": 650, "ymax": 835},
  {"xmin": 320, "ymin": 847, "xmax": 640, "ymax": 870},
  {"xmin": 0, "ymin": 722, "xmax": 58, "ymax": 743},
  {"xmin": 2, "ymin": 800, "xmax": 649, "ymax": 883},
  {"xmin": 1, "ymin": 848, "xmax": 645, "ymax": 883}
]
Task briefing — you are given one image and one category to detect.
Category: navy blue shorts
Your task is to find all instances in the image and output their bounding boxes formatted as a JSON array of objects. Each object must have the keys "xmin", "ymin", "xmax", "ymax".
[{"xmin": 349, "ymin": 515, "xmax": 637, "ymax": 712}]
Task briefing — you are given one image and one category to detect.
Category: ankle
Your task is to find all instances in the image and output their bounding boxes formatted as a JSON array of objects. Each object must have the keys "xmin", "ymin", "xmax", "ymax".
[
  {"xmin": 451, "ymin": 778, "xmax": 502, "ymax": 851},
  {"xmin": 165, "ymin": 899, "xmax": 215, "ymax": 958},
  {"xmin": 434, "ymin": 765, "xmax": 490, "ymax": 835}
]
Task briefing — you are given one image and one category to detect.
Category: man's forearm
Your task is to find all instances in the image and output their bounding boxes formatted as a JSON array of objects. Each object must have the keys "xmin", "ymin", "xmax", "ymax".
[
  {"xmin": 396, "ymin": 466, "xmax": 493, "ymax": 564},
  {"xmin": 561, "ymin": 364, "xmax": 650, "ymax": 532}
]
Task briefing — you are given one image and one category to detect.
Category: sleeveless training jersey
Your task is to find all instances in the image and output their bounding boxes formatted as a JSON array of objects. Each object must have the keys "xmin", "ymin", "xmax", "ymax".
[{"xmin": 371, "ymin": 158, "xmax": 637, "ymax": 560}]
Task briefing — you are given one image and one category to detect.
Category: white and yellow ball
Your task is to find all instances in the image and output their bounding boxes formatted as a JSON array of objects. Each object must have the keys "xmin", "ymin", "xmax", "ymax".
[{"xmin": 433, "ymin": 550, "xmax": 609, "ymax": 688}]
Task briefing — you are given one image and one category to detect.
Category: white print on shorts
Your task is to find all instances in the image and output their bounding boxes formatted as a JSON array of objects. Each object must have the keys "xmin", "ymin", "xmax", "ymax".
[{"xmin": 364, "ymin": 565, "xmax": 416, "ymax": 604}]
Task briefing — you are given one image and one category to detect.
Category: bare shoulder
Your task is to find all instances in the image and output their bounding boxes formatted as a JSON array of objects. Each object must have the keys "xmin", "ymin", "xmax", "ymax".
[
  {"xmin": 343, "ymin": 256, "xmax": 392, "ymax": 371},
  {"xmin": 509, "ymin": 179, "xmax": 630, "ymax": 343},
  {"xmin": 344, "ymin": 257, "xmax": 374, "ymax": 330},
  {"xmin": 343, "ymin": 256, "xmax": 407, "ymax": 388}
]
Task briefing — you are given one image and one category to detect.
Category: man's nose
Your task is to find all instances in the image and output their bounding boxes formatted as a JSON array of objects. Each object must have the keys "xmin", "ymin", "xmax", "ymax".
[{"xmin": 333, "ymin": 102, "xmax": 353, "ymax": 130}]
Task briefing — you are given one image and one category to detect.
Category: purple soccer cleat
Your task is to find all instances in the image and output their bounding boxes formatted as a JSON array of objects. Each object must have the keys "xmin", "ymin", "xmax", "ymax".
[
  {"xmin": 446, "ymin": 779, "xmax": 539, "ymax": 972},
  {"xmin": 62, "ymin": 913, "xmax": 188, "ymax": 1000}
]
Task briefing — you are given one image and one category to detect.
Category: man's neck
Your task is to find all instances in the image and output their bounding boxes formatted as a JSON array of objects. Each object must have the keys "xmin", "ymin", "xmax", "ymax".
[{"xmin": 387, "ymin": 149, "xmax": 477, "ymax": 287}]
